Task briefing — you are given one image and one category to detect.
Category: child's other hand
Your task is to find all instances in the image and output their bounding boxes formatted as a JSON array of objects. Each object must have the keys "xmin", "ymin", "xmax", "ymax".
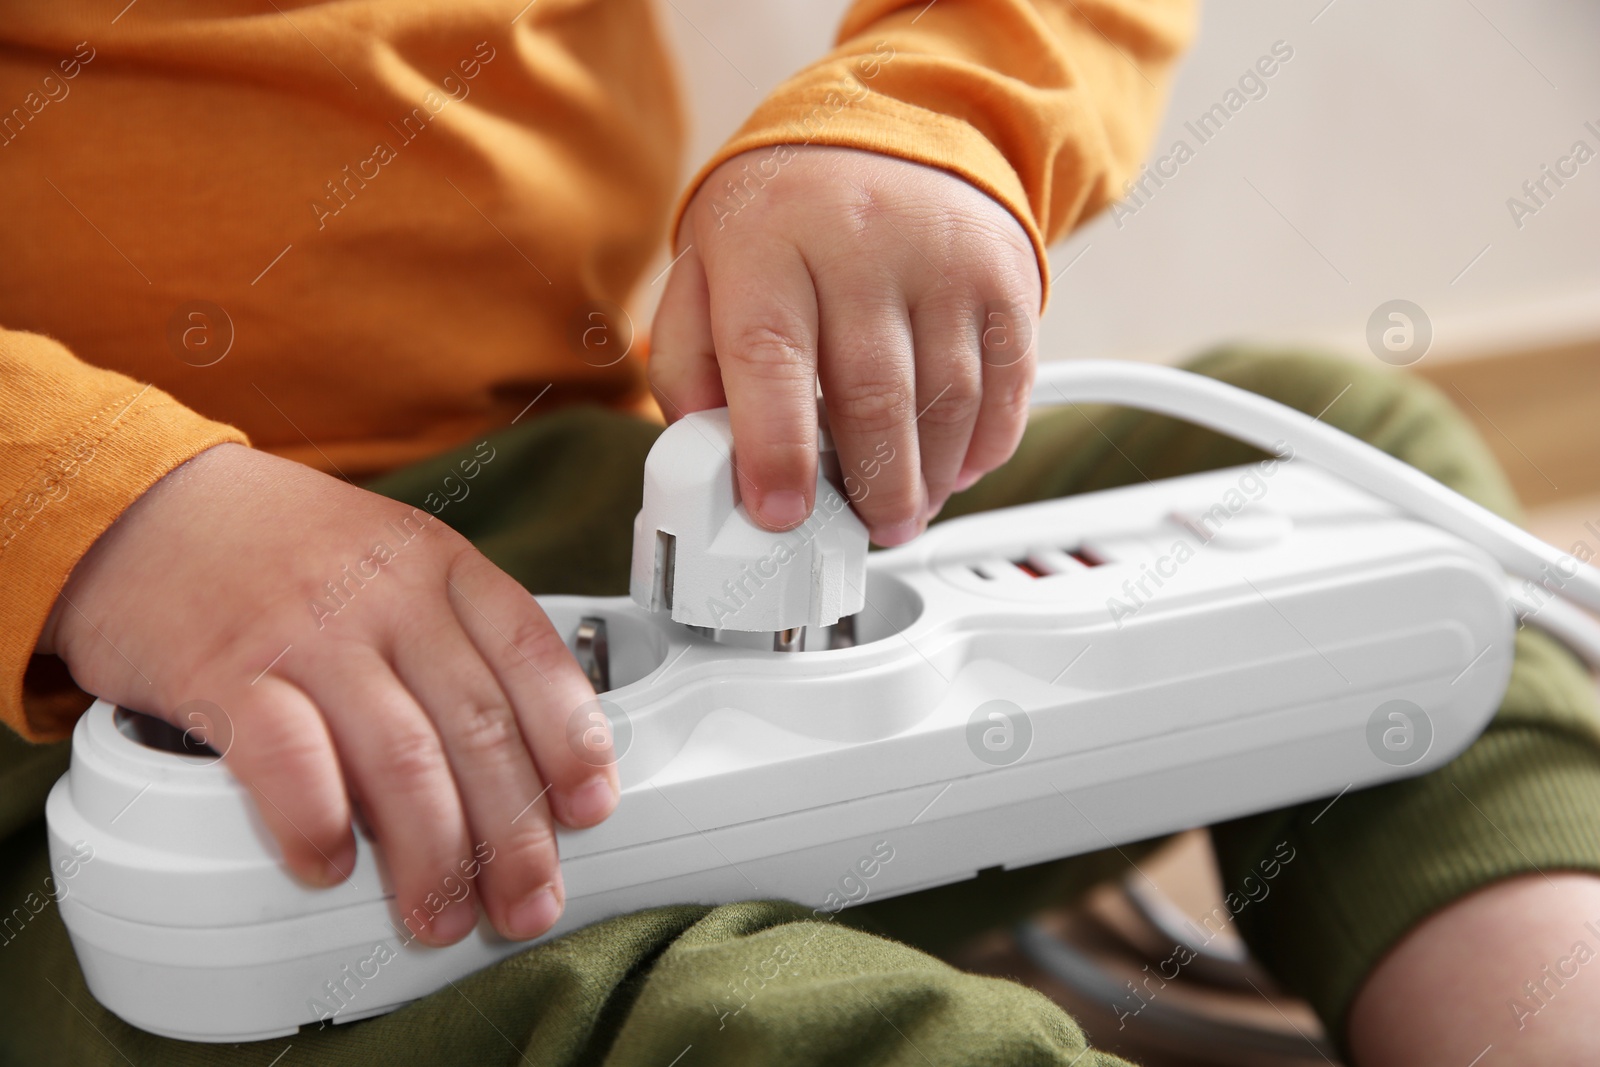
[
  {"xmin": 651, "ymin": 145, "xmax": 1041, "ymax": 546},
  {"xmin": 37, "ymin": 443, "xmax": 615, "ymax": 944}
]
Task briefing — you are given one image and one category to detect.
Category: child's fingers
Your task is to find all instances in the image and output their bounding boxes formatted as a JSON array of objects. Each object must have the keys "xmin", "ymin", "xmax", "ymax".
[
  {"xmin": 443, "ymin": 553, "xmax": 618, "ymax": 831},
  {"xmin": 387, "ymin": 594, "xmax": 569, "ymax": 943},
  {"xmin": 960, "ymin": 301, "xmax": 1038, "ymax": 489},
  {"xmin": 812, "ymin": 274, "xmax": 924, "ymax": 545},
  {"xmin": 647, "ymin": 244, "xmax": 724, "ymax": 423},
  {"xmin": 290, "ymin": 647, "xmax": 478, "ymax": 946},
  {"xmin": 702, "ymin": 237, "xmax": 821, "ymax": 532},
  {"xmin": 219, "ymin": 676, "xmax": 356, "ymax": 889},
  {"xmin": 907, "ymin": 295, "xmax": 985, "ymax": 522}
]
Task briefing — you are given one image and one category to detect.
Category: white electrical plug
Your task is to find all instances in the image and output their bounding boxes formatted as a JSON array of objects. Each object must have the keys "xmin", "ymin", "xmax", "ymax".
[{"xmin": 628, "ymin": 407, "xmax": 867, "ymax": 637}]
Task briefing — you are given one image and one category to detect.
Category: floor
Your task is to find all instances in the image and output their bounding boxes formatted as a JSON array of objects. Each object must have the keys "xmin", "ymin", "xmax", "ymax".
[{"xmin": 1413, "ymin": 341, "xmax": 1600, "ymax": 514}]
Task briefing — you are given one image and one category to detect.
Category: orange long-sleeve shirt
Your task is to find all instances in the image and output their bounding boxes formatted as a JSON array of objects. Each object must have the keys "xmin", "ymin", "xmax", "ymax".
[{"xmin": 0, "ymin": 0, "xmax": 1192, "ymax": 740}]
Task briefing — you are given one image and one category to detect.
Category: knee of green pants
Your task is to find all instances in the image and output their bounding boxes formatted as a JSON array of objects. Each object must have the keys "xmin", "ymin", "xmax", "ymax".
[{"xmin": 602, "ymin": 901, "xmax": 1136, "ymax": 1067}]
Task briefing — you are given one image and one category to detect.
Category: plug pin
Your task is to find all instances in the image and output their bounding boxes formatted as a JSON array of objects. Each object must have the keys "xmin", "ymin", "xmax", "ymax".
[
  {"xmin": 828, "ymin": 614, "xmax": 857, "ymax": 650},
  {"xmin": 574, "ymin": 616, "xmax": 611, "ymax": 693},
  {"xmin": 773, "ymin": 626, "xmax": 806, "ymax": 653}
]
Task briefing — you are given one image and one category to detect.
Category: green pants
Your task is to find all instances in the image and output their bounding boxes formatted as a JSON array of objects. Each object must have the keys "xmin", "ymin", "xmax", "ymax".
[{"xmin": 5, "ymin": 349, "xmax": 1600, "ymax": 1066}]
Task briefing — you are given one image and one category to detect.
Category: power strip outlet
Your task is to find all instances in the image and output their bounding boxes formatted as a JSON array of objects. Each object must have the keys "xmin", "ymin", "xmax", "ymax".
[{"xmin": 45, "ymin": 461, "xmax": 1515, "ymax": 1041}]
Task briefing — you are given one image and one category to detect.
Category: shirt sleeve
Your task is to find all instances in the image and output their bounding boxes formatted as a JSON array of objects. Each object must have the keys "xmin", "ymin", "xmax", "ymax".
[
  {"xmin": 1, "ymin": 330, "xmax": 248, "ymax": 741},
  {"xmin": 671, "ymin": 0, "xmax": 1195, "ymax": 300}
]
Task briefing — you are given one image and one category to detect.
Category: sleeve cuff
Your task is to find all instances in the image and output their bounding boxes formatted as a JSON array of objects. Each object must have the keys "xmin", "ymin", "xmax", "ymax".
[
  {"xmin": 1, "ymin": 358, "xmax": 248, "ymax": 741},
  {"xmin": 669, "ymin": 58, "xmax": 1057, "ymax": 306}
]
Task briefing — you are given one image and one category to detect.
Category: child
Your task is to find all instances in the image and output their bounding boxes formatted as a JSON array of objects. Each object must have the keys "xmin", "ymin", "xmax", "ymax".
[{"xmin": 2, "ymin": 2, "xmax": 1598, "ymax": 1063}]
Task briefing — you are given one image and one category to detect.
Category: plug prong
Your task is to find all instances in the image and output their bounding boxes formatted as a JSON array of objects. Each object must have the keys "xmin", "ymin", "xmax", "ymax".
[
  {"xmin": 828, "ymin": 614, "xmax": 857, "ymax": 650},
  {"xmin": 773, "ymin": 626, "xmax": 805, "ymax": 653},
  {"xmin": 575, "ymin": 616, "xmax": 611, "ymax": 693}
]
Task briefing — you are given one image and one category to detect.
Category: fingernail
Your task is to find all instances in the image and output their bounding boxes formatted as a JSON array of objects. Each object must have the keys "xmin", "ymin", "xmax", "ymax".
[
  {"xmin": 313, "ymin": 841, "xmax": 356, "ymax": 886},
  {"xmin": 872, "ymin": 519, "xmax": 922, "ymax": 547},
  {"xmin": 508, "ymin": 884, "xmax": 563, "ymax": 940},
  {"xmin": 757, "ymin": 490, "xmax": 809, "ymax": 530},
  {"xmin": 319, "ymin": 857, "xmax": 350, "ymax": 887},
  {"xmin": 563, "ymin": 776, "xmax": 618, "ymax": 826},
  {"xmin": 430, "ymin": 901, "xmax": 479, "ymax": 944},
  {"xmin": 953, "ymin": 469, "xmax": 983, "ymax": 492}
]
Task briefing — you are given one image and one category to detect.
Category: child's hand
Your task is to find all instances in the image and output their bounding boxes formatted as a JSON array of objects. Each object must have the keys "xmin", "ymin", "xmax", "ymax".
[
  {"xmin": 37, "ymin": 443, "xmax": 614, "ymax": 944},
  {"xmin": 651, "ymin": 145, "xmax": 1042, "ymax": 545}
]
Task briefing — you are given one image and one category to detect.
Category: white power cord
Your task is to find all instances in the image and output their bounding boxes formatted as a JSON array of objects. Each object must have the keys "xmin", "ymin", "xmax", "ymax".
[
  {"xmin": 1503, "ymin": 577, "xmax": 1600, "ymax": 674},
  {"xmin": 1029, "ymin": 361, "xmax": 1600, "ymax": 672}
]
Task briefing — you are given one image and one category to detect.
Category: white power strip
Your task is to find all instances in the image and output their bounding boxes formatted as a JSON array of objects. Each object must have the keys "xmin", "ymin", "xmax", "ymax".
[{"xmin": 47, "ymin": 460, "xmax": 1515, "ymax": 1042}]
